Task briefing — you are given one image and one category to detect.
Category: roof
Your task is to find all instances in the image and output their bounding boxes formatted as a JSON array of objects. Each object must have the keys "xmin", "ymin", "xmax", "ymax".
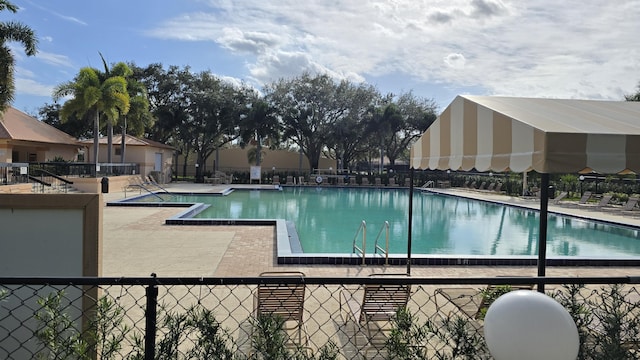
[
  {"xmin": 80, "ymin": 134, "xmax": 174, "ymax": 150},
  {"xmin": 0, "ymin": 107, "xmax": 80, "ymax": 145},
  {"xmin": 410, "ymin": 95, "xmax": 640, "ymax": 174}
]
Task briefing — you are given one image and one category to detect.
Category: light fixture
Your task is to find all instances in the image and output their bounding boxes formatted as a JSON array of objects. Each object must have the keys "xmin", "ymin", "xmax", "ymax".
[{"xmin": 484, "ymin": 290, "xmax": 579, "ymax": 360}]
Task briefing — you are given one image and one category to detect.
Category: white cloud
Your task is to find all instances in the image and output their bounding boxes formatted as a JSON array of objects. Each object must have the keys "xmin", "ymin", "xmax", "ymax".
[
  {"xmin": 147, "ymin": 0, "xmax": 640, "ymax": 101},
  {"xmin": 15, "ymin": 77, "xmax": 54, "ymax": 97}
]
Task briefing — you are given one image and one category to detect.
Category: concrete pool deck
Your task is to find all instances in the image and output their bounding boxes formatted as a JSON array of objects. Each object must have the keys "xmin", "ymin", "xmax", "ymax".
[{"xmin": 101, "ymin": 182, "xmax": 640, "ymax": 279}]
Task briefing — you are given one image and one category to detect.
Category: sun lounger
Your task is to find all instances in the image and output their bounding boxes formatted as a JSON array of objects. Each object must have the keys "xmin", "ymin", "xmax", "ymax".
[
  {"xmin": 350, "ymin": 177, "xmax": 358, "ymax": 186},
  {"xmin": 435, "ymin": 282, "xmax": 535, "ymax": 321},
  {"xmin": 272, "ymin": 175, "xmax": 280, "ymax": 185},
  {"xmin": 388, "ymin": 178, "xmax": 396, "ymax": 187},
  {"xmin": 551, "ymin": 191, "xmax": 568, "ymax": 204},
  {"xmin": 579, "ymin": 191, "xmax": 593, "ymax": 204},
  {"xmin": 374, "ymin": 177, "xmax": 382, "ymax": 187},
  {"xmin": 622, "ymin": 196, "xmax": 639, "ymax": 211},
  {"xmin": 361, "ymin": 177, "xmax": 370, "ymax": 186}
]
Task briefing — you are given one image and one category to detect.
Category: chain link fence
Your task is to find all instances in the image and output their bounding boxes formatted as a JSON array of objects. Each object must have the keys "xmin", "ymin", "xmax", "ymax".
[{"xmin": 1, "ymin": 275, "xmax": 639, "ymax": 359}]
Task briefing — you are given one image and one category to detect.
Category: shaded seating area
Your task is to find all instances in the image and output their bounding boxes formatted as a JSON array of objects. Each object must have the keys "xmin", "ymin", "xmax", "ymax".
[{"xmin": 253, "ymin": 271, "xmax": 308, "ymax": 346}]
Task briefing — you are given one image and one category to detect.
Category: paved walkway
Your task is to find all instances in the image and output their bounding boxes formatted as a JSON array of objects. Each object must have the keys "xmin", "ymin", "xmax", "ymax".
[{"xmin": 101, "ymin": 183, "xmax": 640, "ymax": 279}]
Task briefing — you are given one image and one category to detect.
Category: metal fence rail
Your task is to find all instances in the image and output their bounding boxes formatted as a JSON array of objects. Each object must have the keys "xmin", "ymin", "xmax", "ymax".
[{"xmin": 1, "ymin": 276, "xmax": 639, "ymax": 360}]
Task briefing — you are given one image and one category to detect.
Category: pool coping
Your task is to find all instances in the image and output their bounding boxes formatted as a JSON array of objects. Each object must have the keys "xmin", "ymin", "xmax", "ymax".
[{"xmin": 107, "ymin": 187, "xmax": 640, "ymax": 267}]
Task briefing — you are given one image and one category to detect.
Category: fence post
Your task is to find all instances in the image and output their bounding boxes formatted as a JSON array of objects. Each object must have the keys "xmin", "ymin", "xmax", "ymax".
[{"xmin": 144, "ymin": 274, "xmax": 158, "ymax": 360}]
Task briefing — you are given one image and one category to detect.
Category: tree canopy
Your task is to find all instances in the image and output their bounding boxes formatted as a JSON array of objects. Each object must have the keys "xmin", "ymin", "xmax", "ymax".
[{"xmin": 0, "ymin": 0, "xmax": 37, "ymax": 112}]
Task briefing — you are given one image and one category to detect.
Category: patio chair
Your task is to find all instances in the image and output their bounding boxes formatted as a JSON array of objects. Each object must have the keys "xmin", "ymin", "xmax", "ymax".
[
  {"xmin": 340, "ymin": 274, "xmax": 411, "ymax": 348},
  {"xmin": 361, "ymin": 177, "xmax": 370, "ymax": 186},
  {"xmin": 272, "ymin": 175, "xmax": 280, "ymax": 185},
  {"xmin": 493, "ymin": 182, "xmax": 503, "ymax": 193},
  {"xmin": 622, "ymin": 196, "xmax": 639, "ymax": 211},
  {"xmin": 477, "ymin": 181, "xmax": 487, "ymax": 190},
  {"xmin": 551, "ymin": 191, "xmax": 568, "ymax": 204},
  {"xmin": 374, "ymin": 177, "xmax": 382, "ymax": 187},
  {"xmin": 485, "ymin": 182, "xmax": 496, "ymax": 191},
  {"xmin": 578, "ymin": 191, "xmax": 593, "ymax": 204},
  {"xmin": 286, "ymin": 176, "xmax": 294, "ymax": 185},
  {"xmin": 582, "ymin": 193, "xmax": 613, "ymax": 208},
  {"xmin": 435, "ymin": 282, "xmax": 535, "ymax": 321},
  {"xmin": 388, "ymin": 178, "xmax": 397, "ymax": 187},
  {"xmin": 337, "ymin": 176, "xmax": 345, "ymax": 186},
  {"xmin": 253, "ymin": 271, "xmax": 307, "ymax": 346},
  {"xmin": 350, "ymin": 177, "xmax": 358, "ymax": 186}
]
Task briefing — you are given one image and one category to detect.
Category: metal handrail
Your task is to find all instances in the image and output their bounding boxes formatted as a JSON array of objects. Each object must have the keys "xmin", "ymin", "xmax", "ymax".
[
  {"xmin": 373, "ymin": 221, "xmax": 390, "ymax": 265},
  {"xmin": 351, "ymin": 220, "xmax": 366, "ymax": 265}
]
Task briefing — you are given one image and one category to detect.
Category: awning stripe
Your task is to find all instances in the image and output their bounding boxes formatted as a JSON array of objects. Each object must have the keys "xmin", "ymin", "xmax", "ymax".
[{"xmin": 410, "ymin": 95, "xmax": 640, "ymax": 174}]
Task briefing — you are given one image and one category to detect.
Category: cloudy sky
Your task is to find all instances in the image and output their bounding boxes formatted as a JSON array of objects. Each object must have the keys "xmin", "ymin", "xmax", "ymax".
[{"xmin": 3, "ymin": 0, "xmax": 640, "ymax": 115}]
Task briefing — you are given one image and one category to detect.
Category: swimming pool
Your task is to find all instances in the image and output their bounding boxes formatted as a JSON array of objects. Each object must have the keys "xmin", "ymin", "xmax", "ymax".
[{"xmin": 118, "ymin": 187, "xmax": 640, "ymax": 266}]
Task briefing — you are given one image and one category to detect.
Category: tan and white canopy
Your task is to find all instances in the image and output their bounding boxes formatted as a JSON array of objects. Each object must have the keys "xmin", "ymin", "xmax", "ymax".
[{"xmin": 410, "ymin": 95, "xmax": 640, "ymax": 174}]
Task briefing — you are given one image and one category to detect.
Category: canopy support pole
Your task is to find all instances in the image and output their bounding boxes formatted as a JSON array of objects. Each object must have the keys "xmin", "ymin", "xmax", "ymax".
[
  {"xmin": 407, "ymin": 168, "xmax": 414, "ymax": 275},
  {"xmin": 537, "ymin": 173, "xmax": 549, "ymax": 293}
]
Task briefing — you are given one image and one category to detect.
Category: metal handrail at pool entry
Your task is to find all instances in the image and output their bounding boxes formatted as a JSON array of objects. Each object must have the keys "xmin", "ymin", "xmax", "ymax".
[{"xmin": 108, "ymin": 189, "xmax": 640, "ymax": 267}]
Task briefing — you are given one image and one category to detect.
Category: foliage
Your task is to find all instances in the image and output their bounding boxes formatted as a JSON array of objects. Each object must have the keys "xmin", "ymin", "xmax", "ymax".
[
  {"xmin": 87, "ymin": 297, "xmax": 131, "ymax": 360},
  {"xmin": 477, "ymin": 285, "xmax": 513, "ymax": 319},
  {"xmin": 0, "ymin": 0, "xmax": 38, "ymax": 112},
  {"xmin": 552, "ymin": 284, "xmax": 640, "ymax": 360},
  {"xmin": 34, "ymin": 290, "xmax": 89, "ymax": 360},
  {"xmin": 384, "ymin": 307, "xmax": 430, "ymax": 359},
  {"xmin": 425, "ymin": 314, "xmax": 489, "ymax": 359}
]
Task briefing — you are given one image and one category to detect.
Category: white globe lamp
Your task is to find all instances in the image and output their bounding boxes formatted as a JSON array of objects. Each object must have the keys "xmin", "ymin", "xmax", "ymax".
[{"xmin": 484, "ymin": 290, "xmax": 579, "ymax": 360}]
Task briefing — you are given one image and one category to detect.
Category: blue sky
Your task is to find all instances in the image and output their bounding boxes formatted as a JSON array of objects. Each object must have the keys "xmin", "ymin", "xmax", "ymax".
[{"xmin": 3, "ymin": 0, "xmax": 639, "ymax": 116}]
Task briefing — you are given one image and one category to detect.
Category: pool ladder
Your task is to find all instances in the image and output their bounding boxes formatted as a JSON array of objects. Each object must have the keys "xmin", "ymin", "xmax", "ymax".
[{"xmin": 352, "ymin": 220, "xmax": 390, "ymax": 265}]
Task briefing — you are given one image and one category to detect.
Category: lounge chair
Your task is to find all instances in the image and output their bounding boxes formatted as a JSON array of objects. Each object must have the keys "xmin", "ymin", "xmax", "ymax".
[
  {"xmin": 340, "ymin": 275, "xmax": 411, "ymax": 348},
  {"xmin": 350, "ymin": 177, "xmax": 358, "ymax": 186},
  {"xmin": 622, "ymin": 196, "xmax": 639, "ymax": 211},
  {"xmin": 337, "ymin": 176, "xmax": 345, "ymax": 186},
  {"xmin": 361, "ymin": 177, "xmax": 370, "ymax": 186},
  {"xmin": 374, "ymin": 177, "xmax": 382, "ymax": 187},
  {"xmin": 551, "ymin": 191, "xmax": 568, "ymax": 204},
  {"xmin": 477, "ymin": 181, "xmax": 487, "ymax": 190},
  {"xmin": 404, "ymin": 177, "xmax": 410, "ymax": 187},
  {"xmin": 581, "ymin": 194, "xmax": 613, "ymax": 208},
  {"xmin": 435, "ymin": 282, "xmax": 535, "ymax": 321},
  {"xmin": 578, "ymin": 191, "xmax": 593, "ymax": 204},
  {"xmin": 286, "ymin": 176, "xmax": 294, "ymax": 185},
  {"xmin": 485, "ymin": 183, "xmax": 495, "ymax": 191},
  {"xmin": 272, "ymin": 175, "xmax": 280, "ymax": 185},
  {"xmin": 388, "ymin": 178, "xmax": 396, "ymax": 187},
  {"xmin": 253, "ymin": 271, "xmax": 307, "ymax": 345}
]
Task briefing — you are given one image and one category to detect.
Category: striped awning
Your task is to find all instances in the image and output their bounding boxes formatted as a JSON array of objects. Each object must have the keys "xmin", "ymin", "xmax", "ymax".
[{"xmin": 410, "ymin": 95, "xmax": 640, "ymax": 174}]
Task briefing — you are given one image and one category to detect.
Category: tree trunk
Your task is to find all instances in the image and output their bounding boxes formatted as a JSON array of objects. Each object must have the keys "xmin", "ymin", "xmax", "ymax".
[
  {"xmin": 107, "ymin": 122, "xmax": 113, "ymax": 164},
  {"xmin": 93, "ymin": 111, "xmax": 99, "ymax": 165},
  {"xmin": 120, "ymin": 116, "xmax": 126, "ymax": 164}
]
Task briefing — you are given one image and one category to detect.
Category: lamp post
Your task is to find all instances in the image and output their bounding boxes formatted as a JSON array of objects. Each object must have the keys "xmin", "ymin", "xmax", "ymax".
[
  {"xmin": 484, "ymin": 290, "xmax": 579, "ymax": 360},
  {"xmin": 579, "ymin": 175, "xmax": 585, "ymax": 197}
]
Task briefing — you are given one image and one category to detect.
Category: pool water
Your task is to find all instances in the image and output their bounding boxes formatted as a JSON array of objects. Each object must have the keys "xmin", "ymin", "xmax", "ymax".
[{"xmin": 140, "ymin": 187, "xmax": 640, "ymax": 258}]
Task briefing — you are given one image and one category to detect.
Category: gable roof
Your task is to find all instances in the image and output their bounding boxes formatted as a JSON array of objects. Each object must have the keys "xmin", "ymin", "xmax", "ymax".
[
  {"xmin": 80, "ymin": 134, "xmax": 174, "ymax": 150},
  {"xmin": 410, "ymin": 95, "xmax": 640, "ymax": 174},
  {"xmin": 0, "ymin": 107, "xmax": 80, "ymax": 146}
]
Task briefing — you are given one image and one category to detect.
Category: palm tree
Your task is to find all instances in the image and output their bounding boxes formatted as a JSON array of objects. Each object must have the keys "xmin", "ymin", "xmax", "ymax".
[
  {"xmin": 53, "ymin": 67, "xmax": 129, "ymax": 165},
  {"xmin": 0, "ymin": 0, "xmax": 37, "ymax": 112},
  {"xmin": 240, "ymin": 97, "xmax": 280, "ymax": 166}
]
